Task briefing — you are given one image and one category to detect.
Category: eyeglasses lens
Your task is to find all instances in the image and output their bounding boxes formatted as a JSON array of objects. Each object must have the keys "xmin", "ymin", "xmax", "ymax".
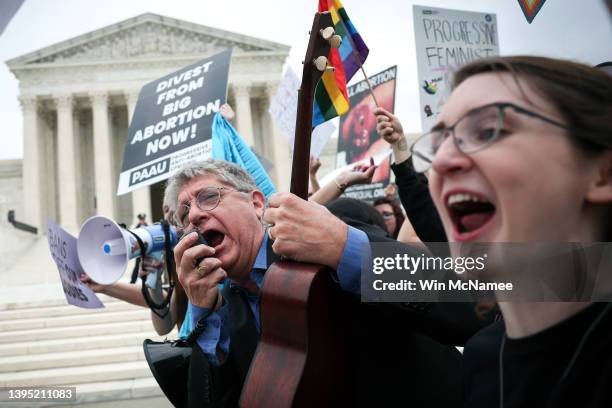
[{"xmin": 411, "ymin": 105, "xmax": 503, "ymax": 172}]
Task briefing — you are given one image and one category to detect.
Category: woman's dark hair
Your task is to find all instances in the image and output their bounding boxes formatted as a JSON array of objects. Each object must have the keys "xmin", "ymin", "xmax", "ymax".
[
  {"xmin": 373, "ymin": 197, "xmax": 405, "ymax": 239},
  {"xmin": 453, "ymin": 56, "xmax": 612, "ymax": 152}
]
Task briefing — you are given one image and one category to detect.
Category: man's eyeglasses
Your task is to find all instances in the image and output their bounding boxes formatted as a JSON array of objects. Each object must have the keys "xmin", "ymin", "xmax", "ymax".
[
  {"xmin": 173, "ymin": 186, "xmax": 246, "ymax": 228},
  {"xmin": 410, "ymin": 102, "xmax": 570, "ymax": 173}
]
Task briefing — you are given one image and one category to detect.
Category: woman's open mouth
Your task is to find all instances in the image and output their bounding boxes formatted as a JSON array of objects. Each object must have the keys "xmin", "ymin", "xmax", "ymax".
[{"xmin": 446, "ymin": 192, "xmax": 496, "ymax": 241}]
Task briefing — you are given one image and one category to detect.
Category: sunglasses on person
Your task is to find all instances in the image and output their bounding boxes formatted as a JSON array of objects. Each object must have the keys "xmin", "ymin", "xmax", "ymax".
[{"xmin": 410, "ymin": 102, "xmax": 570, "ymax": 173}]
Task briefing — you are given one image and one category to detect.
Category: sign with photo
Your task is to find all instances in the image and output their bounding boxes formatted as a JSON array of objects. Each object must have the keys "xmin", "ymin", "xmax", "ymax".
[{"xmin": 337, "ymin": 66, "xmax": 396, "ymax": 201}]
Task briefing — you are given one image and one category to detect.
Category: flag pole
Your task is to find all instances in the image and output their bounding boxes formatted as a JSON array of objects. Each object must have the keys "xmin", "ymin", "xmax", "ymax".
[
  {"xmin": 359, "ymin": 64, "xmax": 379, "ymax": 107},
  {"xmin": 337, "ymin": 17, "xmax": 379, "ymax": 107}
]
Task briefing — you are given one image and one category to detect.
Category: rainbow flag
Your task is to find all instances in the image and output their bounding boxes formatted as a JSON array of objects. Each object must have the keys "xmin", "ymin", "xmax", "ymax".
[{"xmin": 313, "ymin": 0, "xmax": 369, "ymax": 127}]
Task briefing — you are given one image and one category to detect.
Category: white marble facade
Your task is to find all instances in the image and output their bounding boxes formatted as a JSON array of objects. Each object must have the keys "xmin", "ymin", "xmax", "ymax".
[{"xmin": 7, "ymin": 13, "xmax": 291, "ymax": 233}]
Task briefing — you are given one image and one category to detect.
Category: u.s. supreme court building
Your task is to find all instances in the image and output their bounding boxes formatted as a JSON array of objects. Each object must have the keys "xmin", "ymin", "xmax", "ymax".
[{"xmin": 6, "ymin": 13, "xmax": 297, "ymax": 233}]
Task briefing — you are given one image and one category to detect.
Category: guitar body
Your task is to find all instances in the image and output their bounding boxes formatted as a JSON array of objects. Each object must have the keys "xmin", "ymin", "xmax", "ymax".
[
  {"xmin": 240, "ymin": 11, "xmax": 354, "ymax": 407},
  {"xmin": 240, "ymin": 262, "xmax": 352, "ymax": 408}
]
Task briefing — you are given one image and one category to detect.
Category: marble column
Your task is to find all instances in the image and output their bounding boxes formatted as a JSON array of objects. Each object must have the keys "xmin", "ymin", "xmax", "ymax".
[
  {"xmin": 126, "ymin": 91, "xmax": 152, "ymax": 219},
  {"xmin": 55, "ymin": 94, "xmax": 80, "ymax": 232},
  {"xmin": 233, "ymin": 84, "xmax": 255, "ymax": 147},
  {"xmin": 19, "ymin": 96, "xmax": 43, "ymax": 232},
  {"xmin": 264, "ymin": 83, "xmax": 292, "ymax": 192},
  {"xmin": 91, "ymin": 92, "xmax": 116, "ymax": 219}
]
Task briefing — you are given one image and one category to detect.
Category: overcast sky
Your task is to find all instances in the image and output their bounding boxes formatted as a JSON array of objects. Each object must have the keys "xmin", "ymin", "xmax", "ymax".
[{"xmin": 1, "ymin": 0, "xmax": 610, "ymax": 160}]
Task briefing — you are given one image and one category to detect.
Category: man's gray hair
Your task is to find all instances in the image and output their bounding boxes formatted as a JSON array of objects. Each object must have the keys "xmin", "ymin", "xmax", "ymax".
[{"xmin": 164, "ymin": 159, "xmax": 257, "ymax": 210}]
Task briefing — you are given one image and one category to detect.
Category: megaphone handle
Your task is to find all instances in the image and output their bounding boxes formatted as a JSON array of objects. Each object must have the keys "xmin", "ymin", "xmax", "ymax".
[
  {"xmin": 141, "ymin": 281, "xmax": 173, "ymax": 318},
  {"xmin": 122, "ymin": 227, "xmax": 172, "ymax": 316}
]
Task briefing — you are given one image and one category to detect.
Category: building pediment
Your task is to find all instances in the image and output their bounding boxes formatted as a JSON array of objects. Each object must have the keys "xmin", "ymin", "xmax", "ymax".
[{"xmin": 7, "ymin": 13, "xmax": 289, "ymax": 68}]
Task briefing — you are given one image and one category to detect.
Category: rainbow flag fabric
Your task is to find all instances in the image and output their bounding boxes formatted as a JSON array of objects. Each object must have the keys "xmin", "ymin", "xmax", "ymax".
[{"xmin": 312, "ymin": 0, "xmax": 369, "ymax": 127}]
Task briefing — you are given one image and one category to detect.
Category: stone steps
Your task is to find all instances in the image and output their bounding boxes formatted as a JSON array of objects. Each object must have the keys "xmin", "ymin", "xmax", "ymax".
[
  {"xmin": 0, "ymin": 293, "xmax": 123, "ymax": 311},
  {"xmin": 0, "ymin": 330, "xmax": 167, "ymax": 357},
  {"xmin": 0, "ymin": 346, "xmax": 145, "ymax": 373},
  {"xmin": 0, "ymin": 360, "xmax": 152, "ymax": 388},
  {"xmin": 0, "ymin": 318, "xmax": 156, "ymax": 344},
  {"xmin": 0, "ymin": 299, "xmax": 134, "ymax": 320},
  {"xmin": 0, "ymin": 287, "xmax": 176, "ymax": 407},
  {"xmin": 0, "ymin": 309, "xmax": 150, "ymax": 332}
]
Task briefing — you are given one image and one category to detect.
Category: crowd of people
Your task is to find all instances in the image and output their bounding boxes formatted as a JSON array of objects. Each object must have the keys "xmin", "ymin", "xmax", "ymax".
[{"xmin": 80, "ymin": 55, "xmax": 612, "ymax": 407}]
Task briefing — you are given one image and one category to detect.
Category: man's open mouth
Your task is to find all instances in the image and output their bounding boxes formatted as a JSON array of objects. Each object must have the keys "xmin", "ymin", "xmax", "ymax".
[
  {"xmin": 446, "ymin": 193, "xmax": 496, "ymax": 238},
  {"xmin": 202, "ymin": 229, "xmax": 225, "ymax": 248}
]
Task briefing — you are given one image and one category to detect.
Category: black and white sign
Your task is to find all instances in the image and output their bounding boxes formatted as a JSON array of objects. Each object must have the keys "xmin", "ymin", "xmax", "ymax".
[{"xmin": 117, "ymin": 48, "xmax": 233, "ymax": 194}]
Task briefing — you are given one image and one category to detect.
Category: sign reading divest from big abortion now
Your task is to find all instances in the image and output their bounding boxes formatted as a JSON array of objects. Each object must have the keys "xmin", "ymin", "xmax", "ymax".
[
  {"xmin": 413, "ymin": 6, "xmax": 499, "ymax": 132},
  {"xmin": 117, "ymin": 48, "xmax": 232, "ymax": 195}
]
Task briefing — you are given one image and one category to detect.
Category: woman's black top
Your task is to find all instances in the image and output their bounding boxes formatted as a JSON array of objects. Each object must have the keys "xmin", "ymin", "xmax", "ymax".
[{"xmin": 463, "ymin": 302, "xmax": 612, "ymax": 408}]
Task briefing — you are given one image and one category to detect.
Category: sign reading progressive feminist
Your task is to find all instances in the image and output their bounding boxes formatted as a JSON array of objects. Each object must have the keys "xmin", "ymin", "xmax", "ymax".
[
  {"xmin": 337, "ymin": 66, "xmax": 396, "ymax": 202},
  {"xmin": 117, "ymin": 48, "xmax": 232, "ymax": 195},
  {"xmin": 47, "ymin": 219, "xmax": 103, "ymax": 309},
  {"xmin": 413, "ymin": 6, "xmax": 499, "ymax": 132}
]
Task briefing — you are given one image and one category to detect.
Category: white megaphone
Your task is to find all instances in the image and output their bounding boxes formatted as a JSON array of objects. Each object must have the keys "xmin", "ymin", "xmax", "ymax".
[{"xmin": 77, "ymin": 216, "xmax": 178, "ymax": 285}]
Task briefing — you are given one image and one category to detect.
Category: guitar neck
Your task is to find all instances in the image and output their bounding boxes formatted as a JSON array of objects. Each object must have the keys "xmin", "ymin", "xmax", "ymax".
[
  {"xmin": 289, "ymin": 85, "xmax": 314, "ymax": 200},
  {"xmin": 289, "ymin": 11, "xmax": 332, "ymax": 200}
]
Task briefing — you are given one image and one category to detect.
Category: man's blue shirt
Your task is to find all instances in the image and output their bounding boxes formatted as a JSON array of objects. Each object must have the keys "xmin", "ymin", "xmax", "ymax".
[{"xmin": 191, "ymin": 226, "xmax": 371, "ymax": 365}]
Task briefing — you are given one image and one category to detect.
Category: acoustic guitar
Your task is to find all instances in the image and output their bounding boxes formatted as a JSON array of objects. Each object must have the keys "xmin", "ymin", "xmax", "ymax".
[{"xmin": 239, "ymin": 11, "xmax": 354, "ymax": 408}]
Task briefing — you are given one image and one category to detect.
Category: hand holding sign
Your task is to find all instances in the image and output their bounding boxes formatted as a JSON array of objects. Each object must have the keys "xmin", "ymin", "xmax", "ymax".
[{"xmin": 47, "ymin": 220, "xmax": 103, "ymax": 309}]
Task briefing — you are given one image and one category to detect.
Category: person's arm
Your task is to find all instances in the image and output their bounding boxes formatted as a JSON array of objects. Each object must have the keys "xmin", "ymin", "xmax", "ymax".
[
  {"xmin": 374, "ymin": 107, "xmax": 446, "ymax": 242},
  {"xmin": 391, "ymin": 159, "xmax": 446, "ymax": 242},
  {"xmin": 138, "ymin": 257, "xmax": 177, "ymax": 335},
  {"xmin": 81, "ymin": 264, "xmax": 178, "ymax": 336},
  {"xmin": 384, "ymin": 183, "xmax": 398, "ymax": 201},
  {"xmin": 309, "ymin": 157, "xmax": 322, "ymax": 194},
  {"xmin": 345, "ymin": 229, "xmax": 492, "ymax": 345},
  {"xmin": 374, "ymin": 107, "xmax": 411, "ymax": 165},
  {"xmin": 80, "ymin": 274, "xmax": 148, "ymax": 307},
  {"xmin": 309, "ymin": 161, "xmax": 377, "ymax": 205},
  {"xmin": 172, "ymin": 270, "xmax": 188, "ymax": 332},
  {"xmin": 148, "ymin": 287, "xmax": 176, "ymax": 336},
  {"xmin": 263, "ymin": 194, "xmax": 493, "ymax": 346}
]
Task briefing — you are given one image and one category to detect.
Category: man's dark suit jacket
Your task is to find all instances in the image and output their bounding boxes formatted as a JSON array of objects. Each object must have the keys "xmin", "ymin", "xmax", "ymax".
[{"xmin": 186, "ymin": 227, "xmax": 492, "ymax": 407}]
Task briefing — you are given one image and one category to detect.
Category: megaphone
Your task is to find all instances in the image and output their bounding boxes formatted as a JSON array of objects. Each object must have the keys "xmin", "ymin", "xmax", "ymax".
[{"xmin": 77, "ymin": 216, "xmax": 177, "ymax": 285}]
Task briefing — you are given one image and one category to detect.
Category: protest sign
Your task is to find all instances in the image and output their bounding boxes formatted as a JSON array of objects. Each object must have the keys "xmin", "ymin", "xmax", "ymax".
[
  {"xmin": 413, "ymin": 5, "xmax": 499, "ymax": 132},
  {"xmin": 268, "ymin": 67, "xmax": 336, "ymax": 158},
  {"xmin": 117, "ymin": 48, "xmax": 233, "ymax": 195},
  {"xmin": 336, "ymin": 66, "xmax": 396, "ymax": 202},
  {"xmin": 47, "ymin": 219, "xmax": 103, "ymax": 309}
]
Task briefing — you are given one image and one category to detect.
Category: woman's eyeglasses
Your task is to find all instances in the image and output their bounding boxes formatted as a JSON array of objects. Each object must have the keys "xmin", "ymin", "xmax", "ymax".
[{"xmin": 410, "ymin": 102, "xmax": 570, "ymax": 173}]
